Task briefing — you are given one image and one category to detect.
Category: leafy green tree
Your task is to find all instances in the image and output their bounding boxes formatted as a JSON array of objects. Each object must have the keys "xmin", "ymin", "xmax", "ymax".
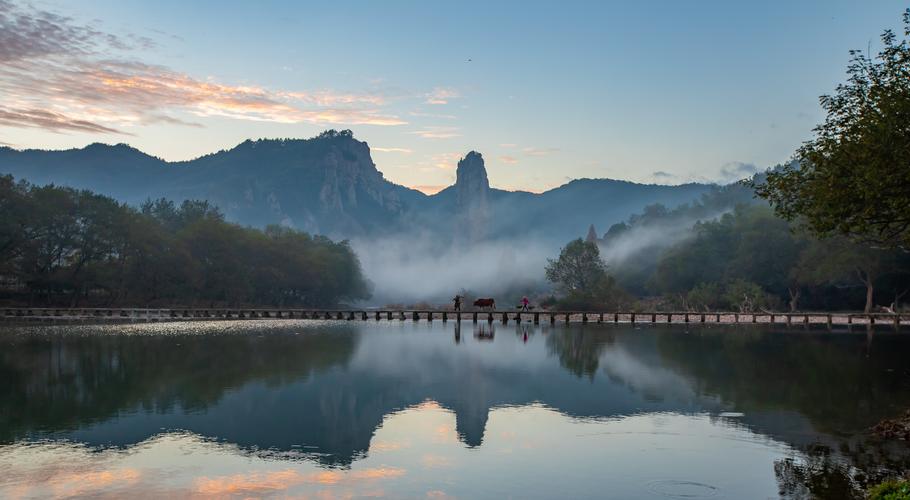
[
  {"xmin": 546, "ymin": 238, "xmax": 608, "ymax": 295},
  {"xmin": 546, "ymin": 238, "xmax": 626, "ymax": 309},
  {"xmin": 798, "ymin": 236, "xmax": 901, "ymax": 313},
  {"xmin": 754, "ymin": 10, "xmax": 910, "ymax": 249}
]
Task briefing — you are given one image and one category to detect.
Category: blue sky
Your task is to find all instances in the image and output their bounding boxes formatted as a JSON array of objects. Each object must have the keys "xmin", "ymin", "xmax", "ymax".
[{"xmin": 1, "ymin": 1, "xmax": 907, "ymax": 192}]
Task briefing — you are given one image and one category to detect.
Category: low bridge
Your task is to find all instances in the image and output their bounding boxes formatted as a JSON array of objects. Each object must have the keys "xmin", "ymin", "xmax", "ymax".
[{"xmin": 1, "ymin": 307, "xmax": 908, "ymax": 329}]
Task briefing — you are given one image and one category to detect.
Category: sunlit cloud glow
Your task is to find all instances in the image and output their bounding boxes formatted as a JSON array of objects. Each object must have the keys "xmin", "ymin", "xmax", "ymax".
[
  {"xmin": 425, "ymin": 87, "xmax": 460, "ymax": 105},
  {"xmin": 0, "ymin": 2, "xmax": 406, "ymax": 134},
  {"xmin": 410, "ymin": 126, "xmax": 461, "ymax": 139},
  {"xmin": 372, "ymin": 147, "xmax": 414, "ymax": 153}
]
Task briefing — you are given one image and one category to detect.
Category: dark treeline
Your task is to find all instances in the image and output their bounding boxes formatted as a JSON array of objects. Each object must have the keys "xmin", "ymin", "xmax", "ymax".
[
  {"xmin": 647, "ymin": 203, "xmax": 909, "ymax": 313},
  {"xmin": 548, "ymin": 197, "xmax": 910, "ymax": 313},
  {"xmin": 0, "ymin": 175, "xmax": 370, "ymax": 307}
]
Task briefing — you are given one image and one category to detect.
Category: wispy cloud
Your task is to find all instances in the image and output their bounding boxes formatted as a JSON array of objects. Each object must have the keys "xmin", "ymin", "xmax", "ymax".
[
  {"xmin": 0, "ymin": 0, "xmax": 151, "ymax": 63},
  {"xmin": 0, "ymin": 2, "xmax": 406, "ymax": 134},
  {"xmin": 522, "ymin": 147, "xmax": 559, "ymax": 157},
  {"xmin": 409, "ymin": 110, "xmax": 457, "ymax": 120},
  {"xmin": 425, "ymin": 87, "xmax": 459, "ymax": 105},
  {"xmin": 498, "ymin": 155, "xmax": 518, "ymax": 164},
  {"xmin": 372, "ymin": 147, "xmax": 413, "ymax": 154},
  {"xmin": 430, "ymin": 152, "xmax": 461, "ymax": 170},
  {"xmin": 718, "ymin": 161, "xmax": 759, "ymax": 182},
  {"xmin": 409, "ymin": 126, "xmax": 460, "ymax": 139},
  {"xmin": 0, "ymin": 107, "xmax": 127, "ymax": 134}
]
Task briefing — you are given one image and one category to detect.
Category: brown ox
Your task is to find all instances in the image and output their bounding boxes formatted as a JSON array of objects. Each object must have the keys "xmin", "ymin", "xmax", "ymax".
[{"xmin": 473, "ymin": 298, "xmax": 496, "ymax": 310}]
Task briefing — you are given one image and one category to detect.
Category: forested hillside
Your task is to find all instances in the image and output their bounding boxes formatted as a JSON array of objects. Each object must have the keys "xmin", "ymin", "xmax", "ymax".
[{"xmin": 0, "ymin": 176, "xmax": 369, "ymax": 307}]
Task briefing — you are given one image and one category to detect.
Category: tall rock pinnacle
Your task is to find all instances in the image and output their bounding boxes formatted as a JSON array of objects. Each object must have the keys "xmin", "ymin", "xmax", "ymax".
[{"xmin": 454, "ymin": 151, "xmax": 491, "ymax": 243}]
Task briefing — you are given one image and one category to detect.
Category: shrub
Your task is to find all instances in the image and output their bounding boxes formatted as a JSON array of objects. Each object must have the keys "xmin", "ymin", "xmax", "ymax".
[{"xmin": 868, "ymin": 479, "xmax": 910, "ymax": 500}]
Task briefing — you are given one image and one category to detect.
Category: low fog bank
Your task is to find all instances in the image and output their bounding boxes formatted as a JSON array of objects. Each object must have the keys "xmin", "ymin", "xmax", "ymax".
[
  {"xmin": 351, "ymin": 233, "xmax": 555, "ymax": 306},
  {"xmin": 353, "ymin": 209, "xmax": 728, "ymax": 306}
]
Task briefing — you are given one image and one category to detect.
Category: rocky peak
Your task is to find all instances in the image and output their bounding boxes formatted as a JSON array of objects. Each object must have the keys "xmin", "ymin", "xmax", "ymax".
[
  {"xmin": 454, "ymin": 151, "xmax": 491, "ymax": 243},
  {"xmin": 455, "ymin": 151, "xmax": 490, "ymax": 192}
]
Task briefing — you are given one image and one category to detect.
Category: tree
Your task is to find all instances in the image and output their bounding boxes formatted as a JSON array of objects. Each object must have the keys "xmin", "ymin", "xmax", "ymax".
[
  {"xmin": 754, "ymin": 10, "xmax": 910, "ymax": 249},
  {"xmin": 546, "ymin": 239, "xmax": 625, "ymax": 309},
  {"xmin": 799, "ymin": 236, "xmax": 900, "ymax": 313},
  {"xmin": 0, "ymin": 176, "xmax": 370, "ymax": 308},
  {"xmin": 546, "ymin": 239, "xmax": 608, "ymax": 295}
]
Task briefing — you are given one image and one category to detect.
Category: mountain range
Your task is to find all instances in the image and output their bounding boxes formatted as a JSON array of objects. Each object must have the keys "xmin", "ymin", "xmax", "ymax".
[{"xmin": 0, "ymin": 130, "xmax": 716, "ymax": 244}]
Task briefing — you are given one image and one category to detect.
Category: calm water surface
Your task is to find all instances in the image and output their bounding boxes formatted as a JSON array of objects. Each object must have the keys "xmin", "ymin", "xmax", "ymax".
[{"xmin": 1, "ymin": 320, "xmax": 909, "ymax": 499}]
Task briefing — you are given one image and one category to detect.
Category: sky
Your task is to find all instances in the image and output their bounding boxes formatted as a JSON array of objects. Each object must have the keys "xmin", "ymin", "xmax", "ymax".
[{"xmin": 1, "ymin": 1, "xmax": 907, "ymax": 193}]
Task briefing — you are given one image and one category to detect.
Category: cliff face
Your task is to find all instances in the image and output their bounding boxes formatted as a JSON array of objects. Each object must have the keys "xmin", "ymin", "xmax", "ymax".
[
  {"xmin": 170, "ymin": 133, "xmax": 419, "ymax": 236},
  {"xmin": 454, "ymin": 151, "xmax": 491, "ymax": 243}
]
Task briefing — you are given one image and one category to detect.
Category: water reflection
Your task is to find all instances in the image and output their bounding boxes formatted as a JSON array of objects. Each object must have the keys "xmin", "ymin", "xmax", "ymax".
[{"xmin": 0, "ymin": 321, "xmax": 908, "ymax": 498}]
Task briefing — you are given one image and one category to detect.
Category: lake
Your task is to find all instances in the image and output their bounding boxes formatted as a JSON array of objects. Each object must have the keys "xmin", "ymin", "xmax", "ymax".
[{"xmin": 1, "ymin": 320, "xmax": 909, "ymax": 499}]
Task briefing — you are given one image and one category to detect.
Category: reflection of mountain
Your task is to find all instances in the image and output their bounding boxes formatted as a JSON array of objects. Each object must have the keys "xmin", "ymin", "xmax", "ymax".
[{"xmin": 2, "ymin": 323, "xmax": 909, "ymax": 475}]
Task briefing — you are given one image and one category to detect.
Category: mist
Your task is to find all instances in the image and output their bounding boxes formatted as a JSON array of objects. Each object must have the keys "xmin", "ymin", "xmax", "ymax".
[
  {"xmin": 598, "ymin": 219, "xmax": 697, "ymax": 266},
  {"xmin": 596, "ymin": 209, "xmax": 730, "ymax": 284},
  {"xmin": 351, "ymin": 232, "xmax": 556, "ymax": 306}
]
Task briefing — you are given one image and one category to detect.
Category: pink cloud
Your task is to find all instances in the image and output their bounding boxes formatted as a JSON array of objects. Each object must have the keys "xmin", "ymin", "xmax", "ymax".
[{"xmin": 0, "ymin": 3, "xmax": 406, "ymax": 134}]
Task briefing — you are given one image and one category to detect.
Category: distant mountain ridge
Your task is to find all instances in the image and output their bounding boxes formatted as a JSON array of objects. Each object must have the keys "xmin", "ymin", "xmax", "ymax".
[{"xmin": 0, "ymin": 130, "xmax": 716, "ymax": 244}]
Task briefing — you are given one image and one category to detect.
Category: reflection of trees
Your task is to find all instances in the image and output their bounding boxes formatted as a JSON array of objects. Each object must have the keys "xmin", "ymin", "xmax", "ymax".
[
  {"xmin": 655, "ymin": 329, "xmax": 910, "ymax": 436},
  {"xmin": 771, "ymin": 440, "xmax": 910, "ymax": 500},
  {"xmin": 0, "ymin": 326, "xmax": 358, "ymax": 443},
  {"xmin": 546, "ymin": 327, "xmax": 614, "ymax": 379},
  {"xmin": 774, "ymin": 450, "xmax": 864, "ymax": 500},
  {"xmin": 655, "ymin": 328, "xmax": 910, "ymax": 498}
]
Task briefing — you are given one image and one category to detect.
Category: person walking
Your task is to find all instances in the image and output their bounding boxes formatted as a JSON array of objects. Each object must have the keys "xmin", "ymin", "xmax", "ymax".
[
  {"xmin": 521, "ymin": 296, "xmax": 530, "ymax": 312},
  {"xmin": 453, "ymin": 295, "xmax": 462, "ymax": 312}
]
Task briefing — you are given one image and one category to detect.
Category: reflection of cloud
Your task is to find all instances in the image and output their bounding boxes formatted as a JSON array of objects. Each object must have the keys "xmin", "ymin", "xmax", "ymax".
[
  {"xmin": 433, "ymin": 424, "xmax": 459, "ymax": 444},
  {"xmin": 0, "ymin": 2, "xmax": 405, "ymax": 134},
  {"xmin": 50, "ymin": 469, "xmax": 142, "ymax": 497},
  {"xmin": 410, "ymin": 126, "xmax": 461, "ymax": 139},
  {"xmin": 427, "ymin": 489, "xmax": 457, "ymax": 498},
  {"xmin": 425, "ymin": 87, "xmax": 460, "ymax": 105},
  {"xmin": 370, "ymin": 440, "xmax": 408, "ymax": 452},
  {"xmin": 195, "ymin": 467, "xmax": 406, "ymax": 495},
  {"xmin": 420, "ymin": 454, "xmax": 454, "ymax": 469}
]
